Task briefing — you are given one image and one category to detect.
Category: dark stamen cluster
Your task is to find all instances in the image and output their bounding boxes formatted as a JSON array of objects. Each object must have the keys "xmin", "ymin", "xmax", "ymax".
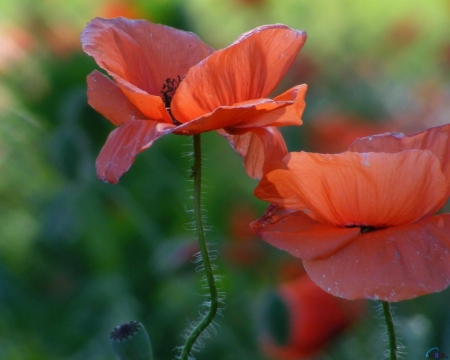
[
  {"xmin": 161, "ymin": 76, "xmax": 182, "ymax": 107},
  {"xmin": 161, "ymin": 76, "xmax": 183, "ymax": 125},
  {"xmin": 345, "ymin": 224, "xmax": 384, "ymax": 234},
  {"xmin": 360, "ymin": 226, "xmax": 378, "ymax": 233}
]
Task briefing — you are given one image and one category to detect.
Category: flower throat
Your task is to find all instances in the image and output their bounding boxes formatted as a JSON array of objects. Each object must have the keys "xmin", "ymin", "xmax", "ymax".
[
  {"xmin": 161, "ymin": 76, "xmax": 182, "ymax": 125},
  {"xmin": 345, "ymin": 224, "xmax": 385, "ymax": 234}
]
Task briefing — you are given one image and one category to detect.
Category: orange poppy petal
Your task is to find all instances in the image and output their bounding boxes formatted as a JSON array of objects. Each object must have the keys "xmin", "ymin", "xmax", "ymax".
[
  {"xmin": 219, "ymin": 127, "xmax": 288, "ymax": 179},
  {"xmin": 112, "ymin": 77, "xmax": 172, "ymax": 123},
  {"xmin": 172, "ymin": 84, "xmax": 306, "ymax": 135},
  {"xmin": 171, "ymin": 24, "xmax": 306, "ymax": 122},
  {"xmin": 81, "ymin": 17, "xmax": 214, "ymax": 95},
  {"xmin": 349, "ymin": 124, "xmax": 450, "ymax": 183},
  {"xmin": 173, "ymin": 99, "xmax": 283, "ymax": 133},
  {"xmin": 269, "ymin": 84, "xmax": 308, "ymax": 127},
  {"xmin": 284, "ymin": 151, "xmax": 448, "ymax": 227},
  {"xmin": 226, "ymin": 84, "xmax": 306, "ymax": 130},
  {"xmin": 251, "ymin": 205, "xmax": 360, "ymax": 261},
  {"xmin": 96, "ymin": 120, "xmax": 175, "ymax": 183},
  {"xmin": 254, "ymin": 163, "xmax": 307, "ymax": 210},
  {"xmin": 87, "ymin": 70, "xmax": 146, "ymax": 126},
  {"xmin": 303, "ymin": 214, "xmax": 450, "ymax": 301}
]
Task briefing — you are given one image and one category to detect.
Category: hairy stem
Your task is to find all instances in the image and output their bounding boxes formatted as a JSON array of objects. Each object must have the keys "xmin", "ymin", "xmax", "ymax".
[
  {"xmin": 381, "ymin": 301, "xmax": 397, "ymax": 360},
  {"xmin": 180, "ymin": 134, "xmax": 219, "ymax": 360}
]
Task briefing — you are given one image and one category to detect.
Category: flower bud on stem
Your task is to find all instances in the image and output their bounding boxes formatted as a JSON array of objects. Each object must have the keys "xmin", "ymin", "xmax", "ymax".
[{"xmin": 110, "ymin": 321, "xmax": 153, "ymax": 360}]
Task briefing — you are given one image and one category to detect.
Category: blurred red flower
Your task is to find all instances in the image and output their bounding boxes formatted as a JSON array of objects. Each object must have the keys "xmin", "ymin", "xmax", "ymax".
[
  {"xmin": 260, "ymin": 275, "xmax": 365, "ymax": 359},
  {"xmin": 81, "ymin": 18, "xmax": 307, "ymax": 183},
  {"xmin": 275, "ymin": 258, "xmax": 305, "ymax": 283},
  {"xmin": 99, "ymin": 0, "xmax": 141, "ymax": 19},
  {"xmin": 252, "ymin": 124, "xmax": 450, "ymax": 301},
  {"xmin": 222, "ymin": 203, "xmax": 267, "ymax": 267},
  {"xmin": 0, "ymin": 26, "xmax": 36, "ymax": 72},
  {"xmin": 306, "ymin": 112, "xmax": 391, "ymax": 153},
  {"xmin": 386, "ymin": 17, "xmax": 421, "ymax": 49}
]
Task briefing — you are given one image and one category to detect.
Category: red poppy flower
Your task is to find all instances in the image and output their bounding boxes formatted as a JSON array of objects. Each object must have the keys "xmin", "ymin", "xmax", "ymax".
[
  {"xmin": 260, "ymin": 275, "xmax": 365, "ymax": 359},
  {"xmin": 252, "ymin": 124, "xmax": 450, "ymax": 301},
  {"xmin": 81, "ymin": 17, "xmax": 307, "ymax": 183}
]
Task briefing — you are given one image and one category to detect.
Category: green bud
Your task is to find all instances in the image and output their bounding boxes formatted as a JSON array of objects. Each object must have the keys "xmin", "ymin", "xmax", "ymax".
[{"xmin": 110, "ymin": 321, "xmax": 153, "ymax": 360}]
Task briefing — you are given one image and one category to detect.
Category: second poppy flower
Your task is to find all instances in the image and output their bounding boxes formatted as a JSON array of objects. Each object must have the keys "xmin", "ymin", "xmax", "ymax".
[{"xmin": 252, "ymin": 124, "xmax": 450, "ymax": 301}]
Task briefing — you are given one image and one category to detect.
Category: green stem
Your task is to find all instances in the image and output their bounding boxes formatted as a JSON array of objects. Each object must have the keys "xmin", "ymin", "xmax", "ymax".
[
  {"xmin": 381, "ymin": 301, "xmax": 397, "ymax": 360},
  {"xmin": 180, "ymin": 134, "xmax": 219, "ymax": 360}
]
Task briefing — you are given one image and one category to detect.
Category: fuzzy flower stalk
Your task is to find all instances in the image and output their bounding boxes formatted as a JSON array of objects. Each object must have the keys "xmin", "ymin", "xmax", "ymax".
[{"xmin": 81, "ymin": 17, "xmax": 307, "ymax": 359}]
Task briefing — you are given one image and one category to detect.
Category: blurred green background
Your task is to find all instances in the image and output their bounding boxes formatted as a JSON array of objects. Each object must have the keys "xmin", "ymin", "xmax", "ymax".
[{"xmin": 1, "ymin": 0, "xmax": 450, "ymax": 359}]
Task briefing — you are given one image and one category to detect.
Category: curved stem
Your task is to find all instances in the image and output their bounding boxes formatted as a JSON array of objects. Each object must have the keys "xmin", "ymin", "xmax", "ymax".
[
  {"xmin": 381, "ymin": 301, "xmax": 397, "ymax": 360},
  {"xmin": 180, "ymin": 134, "xmax": 219, "ymax": 360}
]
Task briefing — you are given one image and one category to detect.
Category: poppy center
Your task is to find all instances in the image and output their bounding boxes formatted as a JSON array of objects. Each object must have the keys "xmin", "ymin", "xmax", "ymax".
[
  {"xmin": 360, "ymin": 226, "xmax": 378, "ymax": 233},
  {"xmin": 345, "ymin": 224, "xmax": 385, "ymax": 234},
  {"xmin": 161, "ymin": 76, "xmax": 182, "ymax": 125}
]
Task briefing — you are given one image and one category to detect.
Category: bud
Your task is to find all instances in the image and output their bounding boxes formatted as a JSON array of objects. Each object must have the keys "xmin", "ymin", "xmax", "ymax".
[{"xmin": 110, "ymin": 321, "xmax": 153, "ymax": 360}]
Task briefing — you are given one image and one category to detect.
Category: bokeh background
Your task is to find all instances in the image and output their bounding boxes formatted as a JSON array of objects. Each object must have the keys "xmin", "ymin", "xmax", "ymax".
[{"xmin": 1, "ymin": 0, "xmax": 450, "ymax": 359}]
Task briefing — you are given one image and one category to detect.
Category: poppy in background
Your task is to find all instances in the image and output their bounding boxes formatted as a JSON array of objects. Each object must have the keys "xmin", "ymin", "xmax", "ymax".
[
  {"xmin": 252, "ymin": 124, "xmax": 450, "ymax": 301},
  {"xmin": 260, "ymin": 275, "xmax": 365, "ymax": 359},
  {"xmin": 275, "ymin": 258, "xmax": 306, "ymax": 283},
  {"xmin": 305, "ymin": 112, "xmax": 390, "ymax": 153},
  {"xmin": 222, "ymin": 203, "xmax": 267, "ymax": 267},
  {"xmin": 81, "ymin": 18, "xmax": 307, "ymax": 183},
  {"xmin": 99, "ymin": 0, "xmax": 141, "ymax": 19}
]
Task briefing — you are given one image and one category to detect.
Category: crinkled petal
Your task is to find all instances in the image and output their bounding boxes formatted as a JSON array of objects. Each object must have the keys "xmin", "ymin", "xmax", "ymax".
[
  {"xmin": 172, "ymin": 85, "xmax": 306, "ymax": 134},
  {"xmin": 219, "ymin": 127, "xmax": 288, "ymax": 179},
  {"xmin": 81, "ymin": 17, "xmax": 214, "ymax": 121},
  {"xmin": 87, "ymin": 70, "xmax": 145, "ymax": 126},
  {"xmin": 283, "ymin": 151, "xmax": 448, "ymax": 227},
  {"xmin": 349, "ymin": 124, "xmax": 450, "ymax": 183},
  {"xmin": 251, "ymin": 205, "xmax": 360, "ymax": 261},
  {"xmin": 171, "ymin": 24, "xmax": 306, "ymax": 122},
  {"xmin": 303, "ymin": 214, "xmax": 450, "ymax": 301},
  {"xmin": 96, "ymin": 120, "xmax": 175, "ymax": 183}
]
